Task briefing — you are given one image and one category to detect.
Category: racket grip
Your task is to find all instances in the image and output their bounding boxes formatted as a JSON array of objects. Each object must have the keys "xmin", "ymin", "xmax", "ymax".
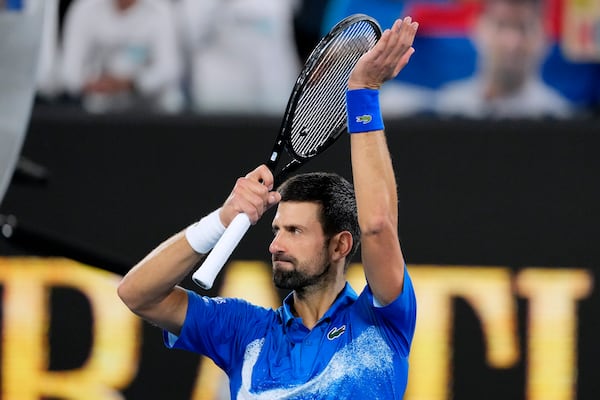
[{"xmin": 191, "ymin": 213, "xmax": 252, "ymax": 290}]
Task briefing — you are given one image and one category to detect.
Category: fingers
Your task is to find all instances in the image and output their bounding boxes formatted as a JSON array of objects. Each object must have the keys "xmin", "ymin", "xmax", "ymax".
[
  {"xmin": 389, "ymin": 16, "xmax": 419, "ymax": 40},
  {"xmin": 221, "ymin": 165, "xmax": 281, "ymax": 226},
  {"xmin": 385, "ymin": 17, "xmax": 418, "ymax": 62},
  {"xmin": 383, "ymin": 17, "xmax": 419, "ymax": 78},
  {"xmin": 348, "ymin": 16, "xmax": 419, "ymax": 89},
  {"xmin": 245, "ymin": 164, "xmax": 275, "ymax": 190}
]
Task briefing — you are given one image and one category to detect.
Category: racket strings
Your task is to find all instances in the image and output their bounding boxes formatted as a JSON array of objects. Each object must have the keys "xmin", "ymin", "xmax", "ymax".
[{"xmin": 289, "ymin": 21, "xmax": 379, "ymax": 158}]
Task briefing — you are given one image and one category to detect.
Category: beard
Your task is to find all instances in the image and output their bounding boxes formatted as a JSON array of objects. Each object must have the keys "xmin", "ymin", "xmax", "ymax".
[{"xmin": 272, "ymin": 252, "xmax": 331, "ymax": 290}]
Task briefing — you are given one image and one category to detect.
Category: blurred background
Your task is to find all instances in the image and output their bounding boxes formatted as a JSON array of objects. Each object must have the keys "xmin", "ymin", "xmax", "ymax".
[
  {"xmin": 0, "ymin": 0, "xmax": 599, "ymax": 399},
  {"xmin": 29, "ymin": 0, "xmax": 600, "ymax": 118}
]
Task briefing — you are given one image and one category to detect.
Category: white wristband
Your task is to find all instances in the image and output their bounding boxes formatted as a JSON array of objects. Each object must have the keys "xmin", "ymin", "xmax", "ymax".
[{"xmin": 185, "ymin": 208, "xmax": 226, "ymax": 254}]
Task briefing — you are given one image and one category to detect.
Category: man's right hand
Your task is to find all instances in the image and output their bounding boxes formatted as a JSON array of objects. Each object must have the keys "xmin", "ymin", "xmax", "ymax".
[{"xmin": 220, "ymin": 165, "xmax": 281, "ymax": 227}]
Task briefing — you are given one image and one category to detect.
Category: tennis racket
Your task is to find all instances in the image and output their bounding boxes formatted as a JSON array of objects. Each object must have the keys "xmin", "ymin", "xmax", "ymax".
[{"xmin": 192, "ymin": 13, "xmax": 382, "ymax": 289}]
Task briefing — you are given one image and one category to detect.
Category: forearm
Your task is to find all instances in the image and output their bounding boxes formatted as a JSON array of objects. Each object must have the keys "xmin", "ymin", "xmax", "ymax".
[
  {"xmin": 346, "ymin": 88, "xmax": 404, "ymax": 305},
  {"xmin": 351, "ymin": 131, "xmax": 398, "ymax": 232},
  {"xmin": 117, "ymin": 167, "xmax": 278, "ymax": 330},
  {"xmin": 118, "ymin": 232, "xmax": 202, "ymax": 316},
  {"xmin": 350, "ymin": 127, "xmax": 404, "ymax": 305},
  {"xmin": 119, "ymin": 205, "xmax": 225, "ymax": 309}
]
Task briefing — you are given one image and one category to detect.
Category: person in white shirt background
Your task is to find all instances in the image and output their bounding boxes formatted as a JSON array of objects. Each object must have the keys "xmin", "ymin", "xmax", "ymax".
[
  {"xmin": 60, "ymin": 0, "xmax": 184, "ymax": 113},
  {"xmin": 35, "ymin": 0, "xmax": 61, "ymax": 101},
  {"xmin": 434, "ymin": 0, "xmax": 573, "ymax": 119},
  {"xmin": 174, "ymin": 0, "xmax": 301, "ymax": 115}
]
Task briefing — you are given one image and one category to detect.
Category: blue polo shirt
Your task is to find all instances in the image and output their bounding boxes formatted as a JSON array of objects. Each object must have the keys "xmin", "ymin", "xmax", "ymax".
[{"xmin": 164, "ymin": 270, "xmax": 417, "ymax": 399}]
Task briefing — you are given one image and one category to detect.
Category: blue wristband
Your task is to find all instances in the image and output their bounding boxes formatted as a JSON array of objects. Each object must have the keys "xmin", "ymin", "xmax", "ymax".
[{"xmin": 346, "ymin": 89, "xmax": 384, "ymax": 134}]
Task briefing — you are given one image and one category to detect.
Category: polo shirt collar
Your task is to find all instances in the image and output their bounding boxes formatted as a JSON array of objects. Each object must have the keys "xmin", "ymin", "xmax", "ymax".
[{"xmin": 280, "ymin": 282, "xmax": 358, "ymax": 328}]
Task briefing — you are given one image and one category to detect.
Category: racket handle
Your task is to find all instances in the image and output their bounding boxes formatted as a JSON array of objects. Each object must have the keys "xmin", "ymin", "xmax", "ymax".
[{"xmin": 191, "ymin": 213, "xmax": 252, "ymax": 290}]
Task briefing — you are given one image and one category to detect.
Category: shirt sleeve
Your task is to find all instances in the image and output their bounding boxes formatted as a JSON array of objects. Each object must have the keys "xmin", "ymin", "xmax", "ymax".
[
  {"xmin": 359, "ymin": 268, "xmax": 417, "ymax": 357},
  {"xmin": 163, "ymin": 290, "xmax": 272, "ymax": 373}
]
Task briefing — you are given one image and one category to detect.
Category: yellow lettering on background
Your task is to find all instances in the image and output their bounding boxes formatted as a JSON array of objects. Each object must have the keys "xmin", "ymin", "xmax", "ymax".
[
  {"xmin": 346, "ymin": 262, "xmax": 367, "ymax": 291},
  {"xmin": 516, "ymin": 268, "xmax": 593, "ymax": 400},
  {"xmin": 406, "ymin": 266, "xmax": 519, "ymax": 400},
  {"xmin": 0, "ymin": 257, "xmax": 592, "ymax": 400},
  {"xmin": 0, "ymin": 257, "xmax": 140, "ymax": 400}
]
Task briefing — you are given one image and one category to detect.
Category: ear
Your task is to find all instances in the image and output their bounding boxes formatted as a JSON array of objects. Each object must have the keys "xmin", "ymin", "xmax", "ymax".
[{"xmin": 329, "ymin": 231, "xmax": 353, "ymax": 262}]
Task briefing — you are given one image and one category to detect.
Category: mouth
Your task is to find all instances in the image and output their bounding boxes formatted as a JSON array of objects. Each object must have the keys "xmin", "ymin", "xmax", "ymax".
[
  {"xmin": 272, "ymin": 255, "xmax": 294, "ymax": 269},
  {"xmin": 273, "ymin": 253, "xmax": 292, "ymax": 262}
]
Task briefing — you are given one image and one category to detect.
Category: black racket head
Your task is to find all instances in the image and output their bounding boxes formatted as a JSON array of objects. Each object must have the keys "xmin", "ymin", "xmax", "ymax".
[{"xmin": 269, "ymin": 14, "xmax": 382, "ymax": 182}]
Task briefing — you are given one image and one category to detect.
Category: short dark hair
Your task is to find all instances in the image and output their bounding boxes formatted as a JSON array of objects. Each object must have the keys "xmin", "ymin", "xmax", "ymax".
[{"xmin": 277, "ymin": 172, "xmax": 360, "ymax": 265}]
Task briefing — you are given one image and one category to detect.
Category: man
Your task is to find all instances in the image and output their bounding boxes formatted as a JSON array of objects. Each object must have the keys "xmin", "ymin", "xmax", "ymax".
[
  {"xmin": 118, "ymin": 16, "xmax": 419, "ymax": 399},
  {"xmin": 61, "ymin": 0, "xmax": 183, "ymax": 113},
  {"xmin": 174, "ymin": 0, "xmax": 300, "ymax": 115},
  {"xmin": 435, "ymin": 0, "xmax": 573, "ymax": 119}
]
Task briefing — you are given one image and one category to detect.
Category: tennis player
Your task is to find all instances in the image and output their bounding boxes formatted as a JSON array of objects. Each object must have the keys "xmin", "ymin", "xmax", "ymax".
[{"xmin": 118, "ymin": 16, "xmax": 419, "ymax": 399}]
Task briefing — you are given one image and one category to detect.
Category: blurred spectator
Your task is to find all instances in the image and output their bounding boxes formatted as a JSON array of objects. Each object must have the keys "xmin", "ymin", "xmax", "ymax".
[
  {"xmin": 60, "ymin": 0, "xmax": 184, "ymax": 113},
  {"xmin": 175, "ymin": 0, "xmax": 301, "ymax": 115},
  {"xmin": 321, "ymin": 0, "xmax": 435, "ymax": 116},
  {"xmin": 36, "ymin": 0, "xmax": 61, "ymax": 101},
  {"xmin": 434, "ymin": 0, "xmax": 573, "ymax": 119},
  {"xmin": 321, "ymin": 0, "xmax": 480, "ymax": 91},
  {"xmin": 322, "ymin": 0, "xmax": 600, "ymax": 117}
]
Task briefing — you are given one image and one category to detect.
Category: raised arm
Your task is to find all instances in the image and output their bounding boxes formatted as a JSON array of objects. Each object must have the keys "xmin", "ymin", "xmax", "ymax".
[
  {"xmin": 117, "ymin": 165, "xmax": 280, "ymax": 334},
  {"xmin": 348, "ymin": 17, "xmax": 418, "ymax": 306}
]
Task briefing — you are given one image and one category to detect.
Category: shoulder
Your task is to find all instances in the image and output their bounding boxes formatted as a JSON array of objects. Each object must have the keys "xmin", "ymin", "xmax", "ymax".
[
  {"xmin": 63, "ymin": 0, "xmax": 112, "ymax": 33},
  {"xmin": 350, "ymin": 274, "xmax": 416, "ymax": 356},
  {"xmin": 354, "ymin": 270, "xmax": 416, "ymax": 322},
  {"xmin": 521, "ymin": 79, "xmax": 574, "ymax": 117},
  {"xmin": 184, "ymin": 292, "xmax": 279, "ymax": 343},
  {"xmin": 529, "ymin": 80, "xmax": 572, "ymax": 104},
  {"xmin": 187, "ymin": 292, "xmax": 280, "ymax": 334},
  {"xmin": 437, "ymin": 78, "xmax": 480, "ymax": 102},
  {"xmin": 188, "ymin": 291, "xmax": 275, "ymax": 318},
  {"xmin": 435, "ymin": 78, "xmax": 483, "ymax": 115},
  {"xmin": 380, "ymin": 82, "xmax": 436, "ymax": 116},
  {"xmin": 66, "ymin": 0, "xmax": 104, "ymax": 16},
  {"xmin": 148, "ymin": 0, "xmax": 175, "ymax": 9},
  {"xmin": 131, "ymin": 0, "xmax": 175, "ymax": 18},
  {"xmin": 169, "ymin": 292, "xmax": 279, "ymax": 368}
]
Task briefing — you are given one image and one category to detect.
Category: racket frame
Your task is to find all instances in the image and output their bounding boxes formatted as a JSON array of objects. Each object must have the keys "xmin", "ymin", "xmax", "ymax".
[{"xmin": 267, "ymin": 13, "xmax": 382, "ymax": 184}]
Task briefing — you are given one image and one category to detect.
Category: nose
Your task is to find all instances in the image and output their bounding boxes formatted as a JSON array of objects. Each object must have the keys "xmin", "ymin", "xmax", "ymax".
[
  {"xmin": 499, "ymin": 26, "xmax": 525, "ymax": 54},
  {"xmin": 269, "ymin": 232, "xmax": 284, "ymax": 255}
]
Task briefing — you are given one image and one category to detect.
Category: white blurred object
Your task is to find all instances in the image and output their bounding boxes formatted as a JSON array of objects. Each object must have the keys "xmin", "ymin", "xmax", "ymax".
[
  {"xmin": 36, "ymin": 0, "xmax": 61, "ymax": 99},
  {"xmin": 0, "ymin": 0, "xmax": 45, "ymax": 205},
  {"xmin": 380, "ymin": 82, "xmax": 436, "ymax": 117},
  {"xmin": 61, "ymin": 0, "xmax": 184, "ymax": 113},
  {"xmin": 176, "ymin": 0, "xmax": 301, "ymax": 115}
]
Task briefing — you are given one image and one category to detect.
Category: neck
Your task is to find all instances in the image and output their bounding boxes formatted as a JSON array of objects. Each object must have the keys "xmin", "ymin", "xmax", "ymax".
[
  {"xmin": 115, "ymin": 0, "xmax": 135, "ymax": 12},
  {"xmin": 483, "ymin": 70, "xmax": 527, "ymax": 100},
  {"xmin": 291, "ymin": 278, "xmax": 346, "ymax": 330}
]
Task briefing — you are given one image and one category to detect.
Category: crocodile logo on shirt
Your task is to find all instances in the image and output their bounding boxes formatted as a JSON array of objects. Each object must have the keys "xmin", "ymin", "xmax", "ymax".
[
  {"xmin": 355, "ymin": 115, "xmax": 372, "ymax": 124},
  {"xmin": 327, "ymin": 325, "xmax": 346, "ymax": 340}
]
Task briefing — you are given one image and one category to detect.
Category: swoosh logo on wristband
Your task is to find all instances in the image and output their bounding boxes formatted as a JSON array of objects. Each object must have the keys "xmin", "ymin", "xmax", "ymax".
[{"xmin": 355, "ymin": 114, "xmax": 373, "ymax": 124}]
